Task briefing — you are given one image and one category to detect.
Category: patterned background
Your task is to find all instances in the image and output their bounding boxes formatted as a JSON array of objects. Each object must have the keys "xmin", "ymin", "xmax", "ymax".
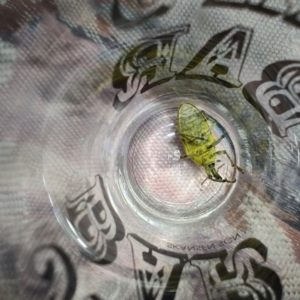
[{"xmin": 1, "ymin": 0, "xmax": 300, "ymax": 299}]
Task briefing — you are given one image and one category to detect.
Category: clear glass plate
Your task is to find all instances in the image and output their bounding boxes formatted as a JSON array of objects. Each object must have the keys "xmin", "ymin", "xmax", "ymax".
[{"xmin": 1, "ymin": 1, "xmax": 300, "ymax": 299}]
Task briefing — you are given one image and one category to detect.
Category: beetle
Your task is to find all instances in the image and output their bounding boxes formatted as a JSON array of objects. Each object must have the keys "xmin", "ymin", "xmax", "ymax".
[{"xmin": 177, "ymin": 102, "xmax": 243, "ymax": 184}]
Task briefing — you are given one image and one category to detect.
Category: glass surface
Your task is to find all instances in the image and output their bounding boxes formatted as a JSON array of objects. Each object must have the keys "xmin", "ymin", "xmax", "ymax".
[{"xmin": 1, "ymin": 0, "xmax": 300, "ymax": 299}]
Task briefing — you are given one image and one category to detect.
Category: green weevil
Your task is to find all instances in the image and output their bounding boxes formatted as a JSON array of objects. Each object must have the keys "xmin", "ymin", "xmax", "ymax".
[{"xmin": 177, "ymin": 103, "xmax": 243, "ymax": 184}]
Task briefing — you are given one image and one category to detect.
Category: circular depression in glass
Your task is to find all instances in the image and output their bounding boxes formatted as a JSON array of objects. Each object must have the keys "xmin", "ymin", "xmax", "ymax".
[
  {"xmin": 113, "ymin": 97, "xmax": 244, "ymax": 223},
  {"xmin": 42, "ymin": 59, "xmax": 257, "ymax": 262},
  {"xmin": 88, "ymin": 90, "xmax": 251, "ymax": 229}
]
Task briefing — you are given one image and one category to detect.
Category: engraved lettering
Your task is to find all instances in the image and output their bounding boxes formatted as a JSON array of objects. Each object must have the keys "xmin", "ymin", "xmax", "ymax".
[
  {"xmin": 25, "ymin": 245, "xmax": 76, "ymax": 300},
  {"xmin": 243, "ymin": 61, "xmax": 300, "ymax": 137},
  {"xmin": 177, "ymin": 27, "xmax": 252, "ymax": 88},
  {"xmin": 112, "ymin": 26, "xmax": 252, "ymax": 111},
  {"xmin": 191, "ymin": 238, "xmax": 282, "ymax": 300},
  {"xmin": 65, "ymin": 175, "xmax": 125, "ymax": 263},
  {"xmin": 112, "ymin": 25, "xmax": 189, "ymax": 110},
  {"xmin": 232, "ymin": 232, "xmax": 242, "ymax": 241},
  {"xmin": 128, "ymin": 234, "xmax": 187, "ymax": 300}
]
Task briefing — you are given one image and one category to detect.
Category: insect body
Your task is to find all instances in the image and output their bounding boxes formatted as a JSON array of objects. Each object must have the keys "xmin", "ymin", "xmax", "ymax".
[{"xmin": 177, "ymin": 103, "xmax": 243, "ymax": 184}]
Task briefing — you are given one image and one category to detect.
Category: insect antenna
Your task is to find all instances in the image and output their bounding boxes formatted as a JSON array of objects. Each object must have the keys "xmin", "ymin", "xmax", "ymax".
[
  {"xmin": 217, "ymin": 164, "xmax": 225, "ymax": 171},
  {"xmin": 201, "ymin": 177, "xmax": 208, "ymax": 185}
]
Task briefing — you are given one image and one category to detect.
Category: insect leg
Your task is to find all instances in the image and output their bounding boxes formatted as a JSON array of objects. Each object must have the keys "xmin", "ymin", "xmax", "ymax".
[
  {"xmin": 200, "ymin": 111, "xmax": 216, "ymax": 134},
  {"xmin": 209, "ymin": 177, "xmax": 236, "ymax": 183},
  {"xmin": 210, "ymin": 150, "xmax": 244, "ymax": 173},
  {"xmin": 201, "ymin": 165, "xmax": 213, "ymax": 185},
  {"xmin": 202, "ymin": 173, "xmax": 233, "ymax": 184},
  {"xmin": 208, "ymin": 163, "xmax": 236, "ymax": 183},
  {"xmin": 207, "ymin": 134, "xmax": 225, "ymax": 149},
  {"xmin": 179, "ymin": 133, "xmax": 206, "ymax": 142}
]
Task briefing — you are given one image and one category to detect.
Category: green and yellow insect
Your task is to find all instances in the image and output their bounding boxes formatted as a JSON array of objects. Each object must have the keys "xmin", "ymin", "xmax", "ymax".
[{"xmin": 177, "ymin": 103, "xmax": 243, "ymax": 184}]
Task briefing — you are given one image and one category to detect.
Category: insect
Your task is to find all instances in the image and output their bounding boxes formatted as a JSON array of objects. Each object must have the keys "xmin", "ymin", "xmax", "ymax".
[{"xmin": 177, "ymin": 103, "xmax": 243, "ymax": 184}]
